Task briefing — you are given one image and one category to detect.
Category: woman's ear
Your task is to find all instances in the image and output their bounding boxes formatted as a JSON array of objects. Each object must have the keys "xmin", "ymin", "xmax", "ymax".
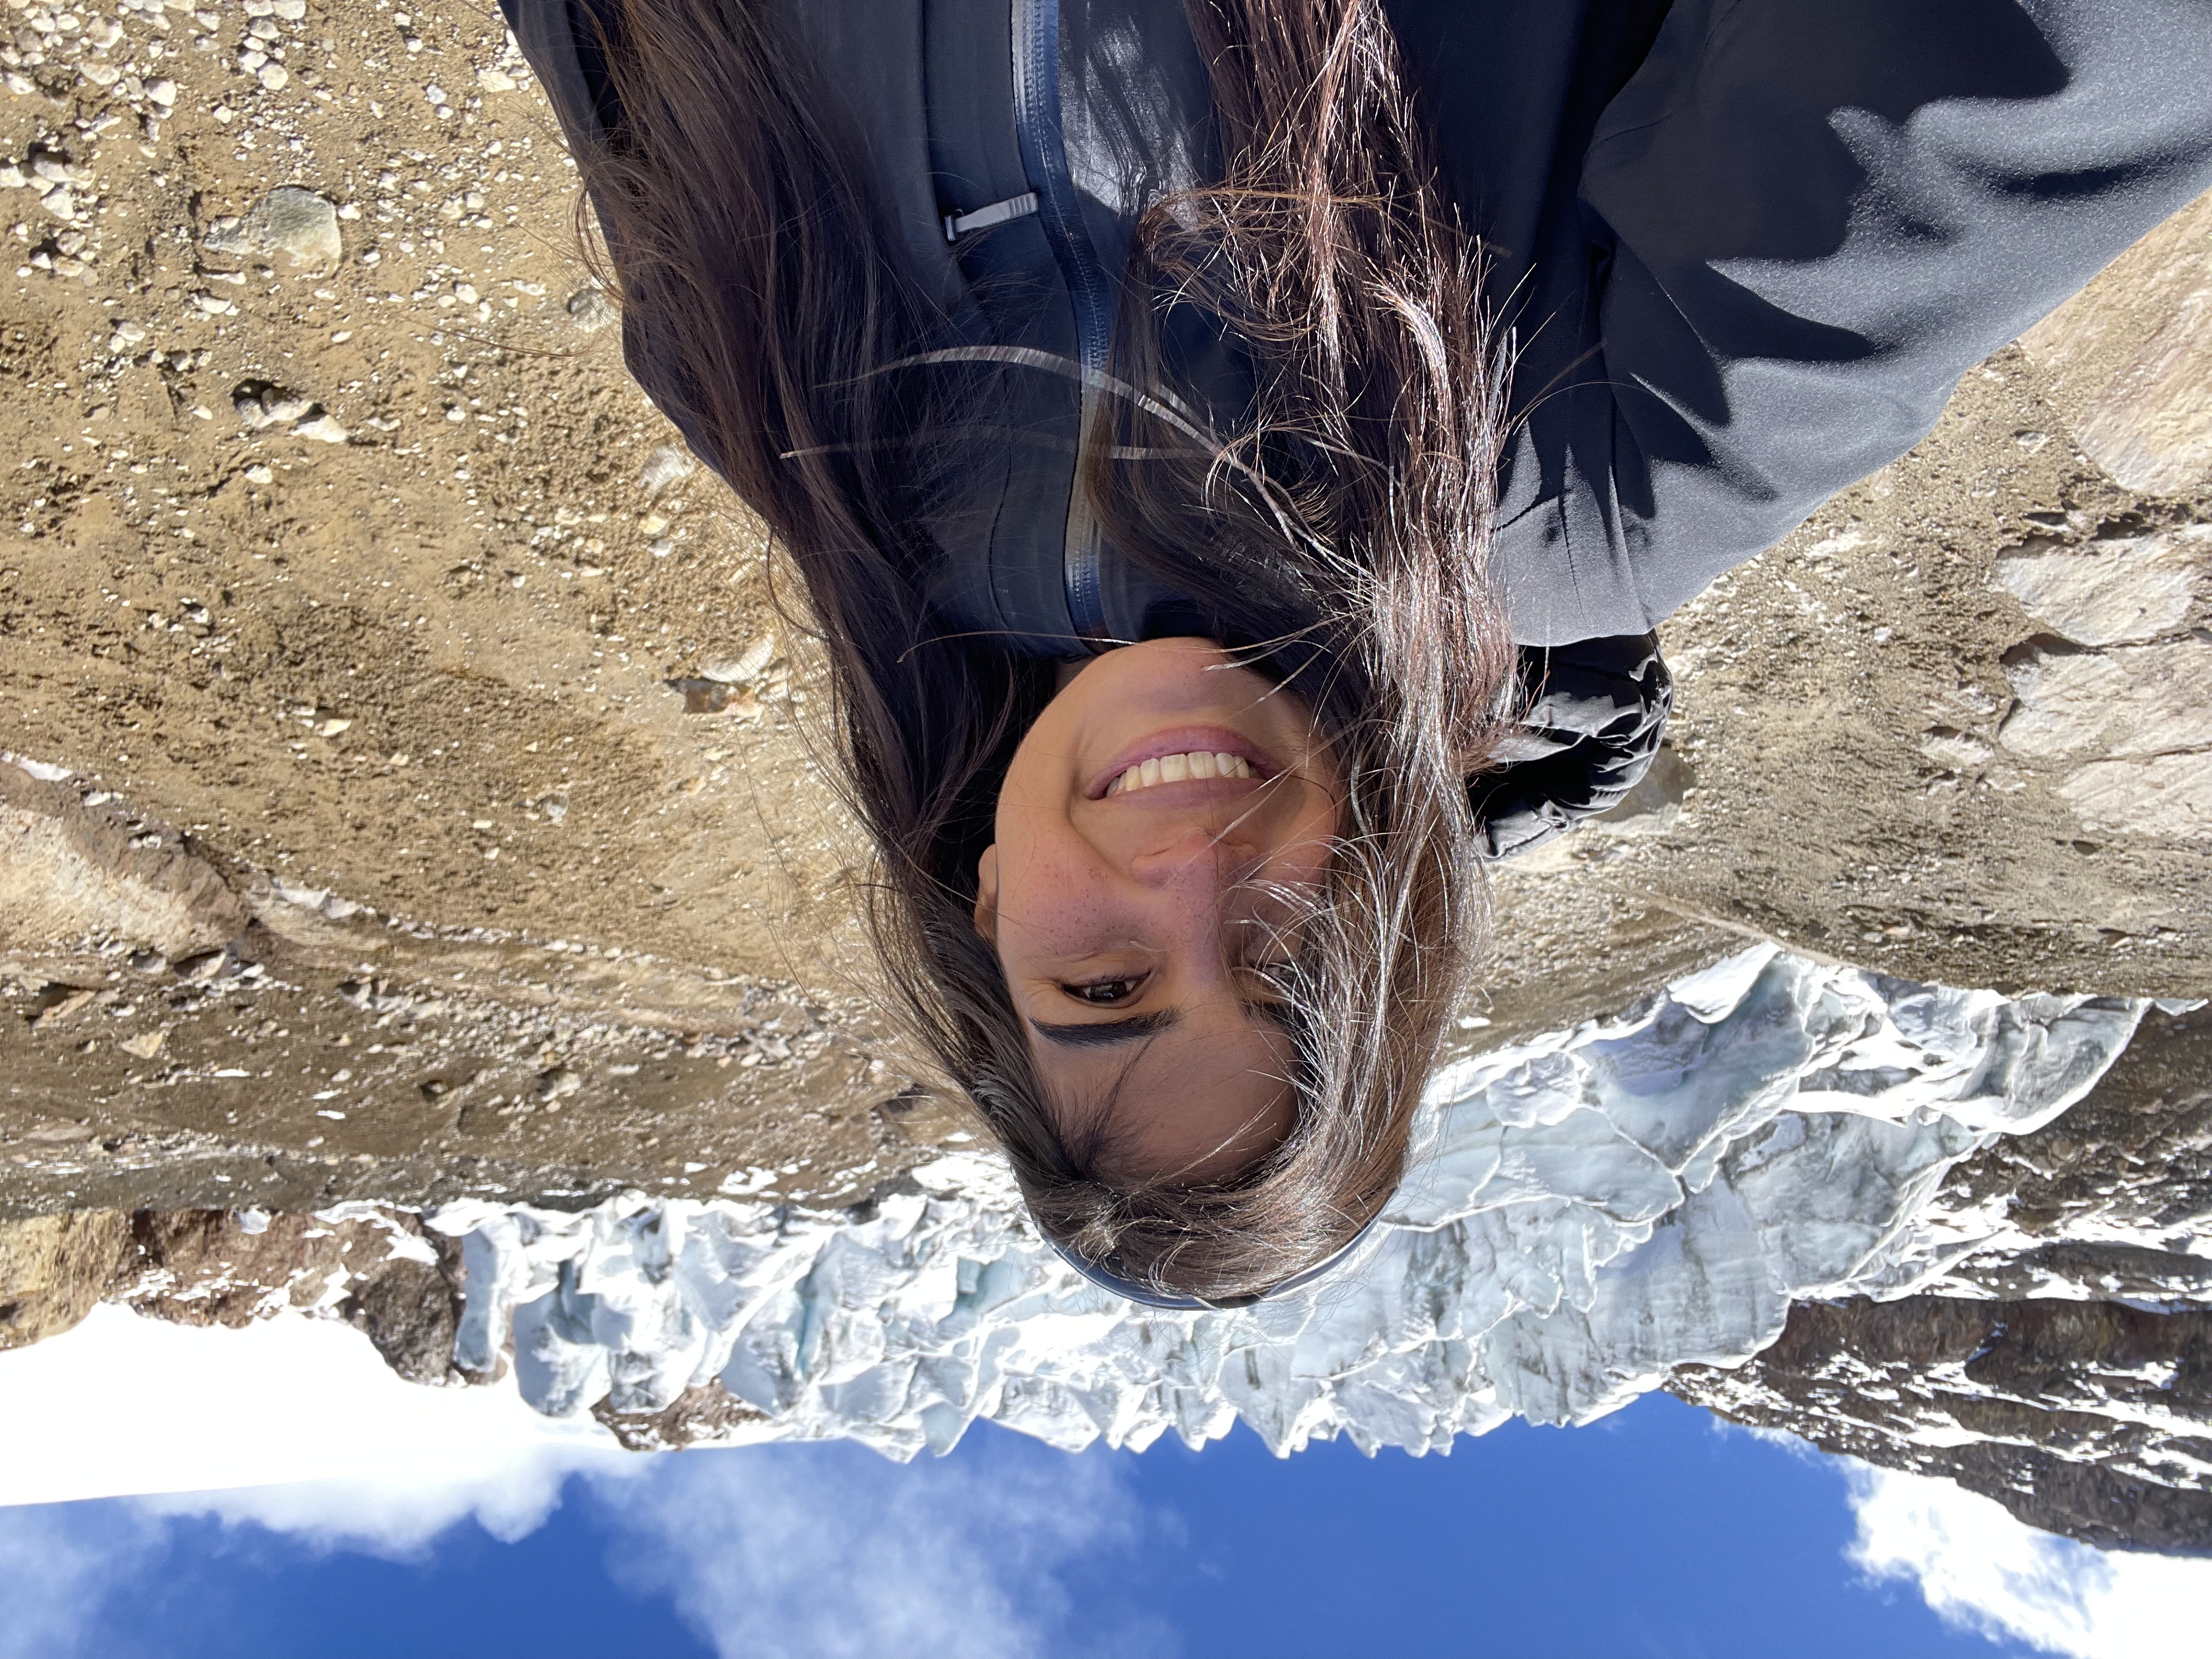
[{"xmin": 972, "ymin": 844, "xmax": 1000, "ymax": 944}]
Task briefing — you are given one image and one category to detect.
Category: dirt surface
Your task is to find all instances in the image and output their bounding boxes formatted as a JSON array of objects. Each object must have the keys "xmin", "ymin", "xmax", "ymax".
[
  {"xmin": 0, "ymin": 0, "xmax": 943, "ymax": 1217},
  {"xmin": 1, "ymin": 3, "xmax": 2208, "ymax": 1220}
]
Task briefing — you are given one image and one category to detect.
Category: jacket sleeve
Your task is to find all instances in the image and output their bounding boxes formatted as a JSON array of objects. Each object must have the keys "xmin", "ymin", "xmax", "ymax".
[
  {"xmin": 499, "ymin": 0, "xmax": 613, "ymax": 158},
  {"xmin": 1470, "ymin": 634, "xmax": 1673, "ymax": 860},
  {"xmin": 1488, "ymin": 0, "xmax": 2212, "ymax": 647}
]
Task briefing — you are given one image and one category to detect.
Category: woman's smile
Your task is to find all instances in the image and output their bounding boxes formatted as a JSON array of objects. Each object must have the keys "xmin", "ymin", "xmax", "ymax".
[{"xmin": 1087, "ymin": 724, "xmax": 1276, "ymax": 799}]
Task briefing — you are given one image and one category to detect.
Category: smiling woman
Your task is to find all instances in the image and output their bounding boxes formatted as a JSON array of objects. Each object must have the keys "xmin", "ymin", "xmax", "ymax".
[
  {"xmin": 978, "ymin": 640, "xmax": 1345, "ymax": 1188},
  {"xmin": 499, "ymin": 0, "xmax": 2212, "ymax": 1303}
]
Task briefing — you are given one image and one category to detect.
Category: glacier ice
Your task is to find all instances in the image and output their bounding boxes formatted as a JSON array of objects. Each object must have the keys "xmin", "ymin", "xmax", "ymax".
[{"xmin": 428, "ymin": 946, "xmax": 2146, "ymax": 1459}]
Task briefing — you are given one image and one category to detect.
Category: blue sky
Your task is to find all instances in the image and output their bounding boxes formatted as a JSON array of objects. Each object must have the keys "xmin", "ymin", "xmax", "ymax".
[{"xmin": 0, "ymin": 1391, "xmax": 2103, "ymax": 1659}]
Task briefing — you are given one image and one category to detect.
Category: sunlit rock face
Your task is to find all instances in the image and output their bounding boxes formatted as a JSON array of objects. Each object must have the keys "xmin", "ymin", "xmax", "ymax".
[
  {"xmin": 428, "ymin": 948, "xmax": 2148, "ymax": 1465},
  {"xmin": 1672, "ymin": 1002, "xmax": 2212, "ymax": 1554},
  {"xmin": 2019, "ymin": 188, "xmax": 2212, "ymax": 498},
  {"xmin": 1993, "ymin": 522, "xmax": 2212, "ymax": 842},
  {"xmin": 1676, "ymin": 1296, "xmax": 2212, "ymax": 1555}
]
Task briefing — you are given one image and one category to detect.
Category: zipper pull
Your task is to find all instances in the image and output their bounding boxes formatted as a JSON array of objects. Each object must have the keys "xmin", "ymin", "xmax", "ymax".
[{"xmin": 943, "ymin": 191, "xmax": 1040, "ymax": 244}]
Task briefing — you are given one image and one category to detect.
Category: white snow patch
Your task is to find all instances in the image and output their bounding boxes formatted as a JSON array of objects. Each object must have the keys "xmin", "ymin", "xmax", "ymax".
[{"xmin": 431, "ymin": 947, "xmax": 2146, "ymax": 1457}]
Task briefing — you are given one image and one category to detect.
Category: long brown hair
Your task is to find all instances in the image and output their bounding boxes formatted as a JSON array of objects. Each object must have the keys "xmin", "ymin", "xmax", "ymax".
[{"xmin": 577, "ymin": 0, "xmax": 1515, "ymax": 1300}]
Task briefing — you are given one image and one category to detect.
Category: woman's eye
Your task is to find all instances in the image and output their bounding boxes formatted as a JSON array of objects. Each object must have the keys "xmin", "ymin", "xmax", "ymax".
[{"xmin": 1065, "ymin": 977, "xmax": 1142, "ymax": 1006}]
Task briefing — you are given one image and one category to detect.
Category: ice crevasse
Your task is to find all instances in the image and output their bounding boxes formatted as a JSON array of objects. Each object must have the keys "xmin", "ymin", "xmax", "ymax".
[{"xmin": 429, "ymin": 945, "xmax": 2147, "ymax": 1458}]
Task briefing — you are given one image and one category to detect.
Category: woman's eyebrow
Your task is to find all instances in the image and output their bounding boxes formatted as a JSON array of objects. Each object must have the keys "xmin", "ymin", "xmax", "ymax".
[{"xmin": 1029, "ymin": 1010, "xmax": 1181, "ymax": 1048}]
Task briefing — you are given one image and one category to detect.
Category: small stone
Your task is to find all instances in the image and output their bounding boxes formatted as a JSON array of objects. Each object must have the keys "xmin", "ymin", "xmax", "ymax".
[
  {"xmin": 38, "ymin": 184, "xmax": 74, "ymax": 221},
  {"xmin": 671, "ymin": 678, "xmax": 744, "ymax": 716},
  {"xmin": 145, "ymin": 77, "xmax": 178, "ymax": 106},
  {"xmin": 119, "ymin": 1030, "xmax": 167, "ymax": 1059},
  {"xmin": 565, "ymin": 285, "xmax": 614, "ymax": 332},
  {"xmin": 701, "ymin": 636, "xmax": 778, "ymax": 686},
  {"xmin": 257, "ymin": 63, "xmax": 288, "ymax": 92},
  {"xmin": 29, "ymin": 988, "xmax": 98, "ymax": 1029},
  {"xmin": 638, "ymin": 444, "xmax": 695, "ymax": 498},
  {"xmin": 244, "ymin": 464, "xmax": 274, "ymax": 483},
  {"xmin": 294, "ymin": 414, "xmax": 349, "ymax": 443},
  {"xmin": 479, "ymin": 67, "xmax": 516, "ymax": 92},
  {"xmin": 534, "ymin": 1065, "xmax": 583, "ymax": 1101},
  {"xmin": 1918, "ymin": 727, "xmax": 1994, "ymax": 771},
  {"xmin": 202, "ymin": 184, "xmax": 343, "ymax": 269}
]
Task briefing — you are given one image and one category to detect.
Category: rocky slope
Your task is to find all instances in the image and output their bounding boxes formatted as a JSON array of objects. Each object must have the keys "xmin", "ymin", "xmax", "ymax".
[{"xmin": 1670, "ymin": 1002, "xmax": 2212, "ymax": 1555}]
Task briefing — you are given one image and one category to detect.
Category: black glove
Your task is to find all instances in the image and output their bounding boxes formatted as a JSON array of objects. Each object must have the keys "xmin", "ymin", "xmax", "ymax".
[{"xmin": 1469, "ymin": 634, "xmax": 1673, "ymax": 860}]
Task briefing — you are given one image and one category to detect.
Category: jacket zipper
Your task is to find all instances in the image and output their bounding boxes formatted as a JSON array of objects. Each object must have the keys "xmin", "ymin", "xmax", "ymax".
[{"xmin": 1011, "ymin": 0, "xmax": 1115, "ymax": 645}]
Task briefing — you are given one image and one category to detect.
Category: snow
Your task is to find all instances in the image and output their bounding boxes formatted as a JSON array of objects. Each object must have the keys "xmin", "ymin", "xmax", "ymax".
[
  {"xmin": 431, "ymin": 945, "xmax": 2146, "ymax": 1458},
  {"xmin": 0, "ymin": 1303, "xmax": 619, "ymax": 1510}
]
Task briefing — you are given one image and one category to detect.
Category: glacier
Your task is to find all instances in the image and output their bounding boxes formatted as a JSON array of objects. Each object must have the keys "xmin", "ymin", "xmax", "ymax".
[{"xmin": 429, "ymin": 945, "xmax": 2148, "ymax": 1458}]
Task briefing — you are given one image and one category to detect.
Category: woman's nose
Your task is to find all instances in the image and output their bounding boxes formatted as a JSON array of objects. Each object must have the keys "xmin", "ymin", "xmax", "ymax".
[{"xmin": 1127, "ymin": 827, "xmax": 1255, "ymax": 892}]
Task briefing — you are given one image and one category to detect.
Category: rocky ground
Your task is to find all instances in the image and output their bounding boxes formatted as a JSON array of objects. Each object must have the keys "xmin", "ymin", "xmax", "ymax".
[{"xmin": 1, "ymin": 0, "xmax": 2209, "ymax": 1554}]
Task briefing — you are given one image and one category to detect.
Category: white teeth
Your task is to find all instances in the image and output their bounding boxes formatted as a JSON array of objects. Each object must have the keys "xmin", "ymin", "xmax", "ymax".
[{"xmin": 1108, "ymin": 751, "xmax": 1256, "ymax": 794}]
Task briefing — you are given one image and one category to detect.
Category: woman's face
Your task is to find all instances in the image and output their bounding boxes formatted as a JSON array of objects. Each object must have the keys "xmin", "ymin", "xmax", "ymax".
[{"xmin": 974, "ymin": 639, "xmax": 1344, "ymax": 1184}]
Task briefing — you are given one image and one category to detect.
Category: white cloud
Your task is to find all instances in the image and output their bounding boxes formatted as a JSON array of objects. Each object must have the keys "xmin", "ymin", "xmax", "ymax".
[
  {"xmin": 138, "ymin": 1440, "xmax": 644, "ymax": 1558},
  {"xmin": 0, "ymin": 1436, "xmax": 1161, "ymax": 1659},
  {"xmin": 0, "ymin": 1306, "xmax": 1164, "ymax": 1657},
  {"xmin": 589, "ymin": 1435, "xmax": 1169, "ymax": 1659},
  {"xmin": 1848, "ymin": 1464, "xmax": 2212, "ymax": 1658},
  {"xmin": 0, "ymin": 1304, "xmax": 622, "ymax": 1513},
  {"xmin": 0, "ymin": 1503, "xmax": 162, "ymax": 1659}
]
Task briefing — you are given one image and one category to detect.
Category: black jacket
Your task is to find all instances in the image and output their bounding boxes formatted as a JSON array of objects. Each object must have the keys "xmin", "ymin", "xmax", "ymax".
[{"xmin": 501, "ymin": 0, "xmax": 2212, "ymax": 850}]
